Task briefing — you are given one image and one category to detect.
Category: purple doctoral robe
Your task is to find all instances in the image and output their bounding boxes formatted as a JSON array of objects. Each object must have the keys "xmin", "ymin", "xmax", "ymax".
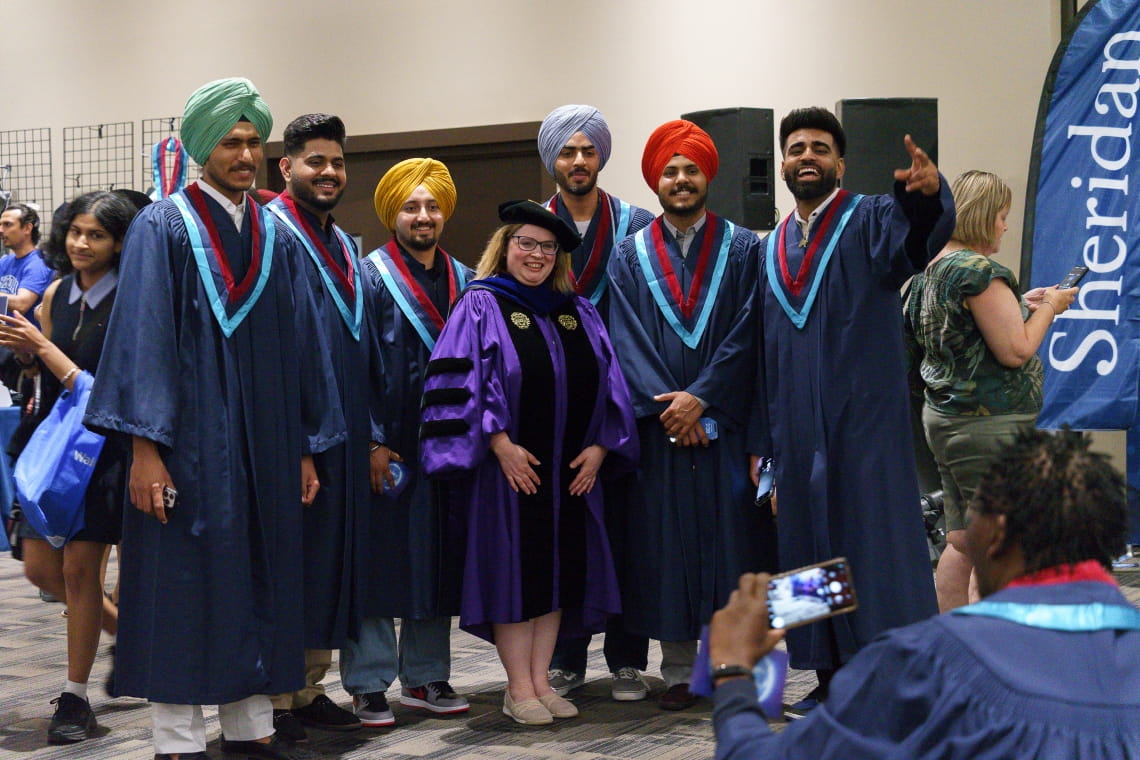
[{"xmin": 420, "ymin": 284, "xmax": 638, "ymax": 642}]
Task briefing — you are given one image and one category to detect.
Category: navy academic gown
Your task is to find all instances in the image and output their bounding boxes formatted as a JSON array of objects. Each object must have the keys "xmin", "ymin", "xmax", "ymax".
[
  {"xmin": 607, "ymin": 214, "xmax": 777, "ymax": 642},
  {"xmin": 85, "ymin": 191, "xmax": 345, "ymax": 705},
  {"xmin": 547, "ymin": 188, "xmax": 656, "ymax": 317},
  {"xmin": 360, "ymin": 243, "xmax": 471, "ymax": 619},
  {"xmin": 749, "ymin": 182, "xmax": 953, "ymax": 671},
  {"xmin": 266, "ymin": 197, "xmax": 371, "ymax": 650},
  {"xmin": 714, "ymin": 580, "xmax": 1140, "ymax": 759}
]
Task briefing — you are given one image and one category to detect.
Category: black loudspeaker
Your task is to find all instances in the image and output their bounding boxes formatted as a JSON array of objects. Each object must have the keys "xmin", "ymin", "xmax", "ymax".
[
  {"xmin": 681, "ymin": 107, "xmax": 777, "ymax": 230},
  {"xmin": 835, "ymin": 98, "xmax": 938, "ymax": 196}
]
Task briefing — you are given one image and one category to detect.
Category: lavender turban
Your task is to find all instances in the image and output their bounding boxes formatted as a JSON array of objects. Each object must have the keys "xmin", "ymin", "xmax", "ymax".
[{"xmin": 537, "ymin": 105, "xmax": 612, "ymax": 176}]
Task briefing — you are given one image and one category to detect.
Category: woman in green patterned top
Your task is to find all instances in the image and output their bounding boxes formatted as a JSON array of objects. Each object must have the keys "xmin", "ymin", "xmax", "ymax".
[{"xmin": 903, "ymin": 170, "xmax": 1077, "ymax": 612}]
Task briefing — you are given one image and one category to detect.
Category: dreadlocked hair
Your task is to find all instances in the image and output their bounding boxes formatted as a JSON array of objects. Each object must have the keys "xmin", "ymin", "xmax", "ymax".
[{"xmin": 972, "ymin": 428, "xmax": 1128, "ymax": 573}]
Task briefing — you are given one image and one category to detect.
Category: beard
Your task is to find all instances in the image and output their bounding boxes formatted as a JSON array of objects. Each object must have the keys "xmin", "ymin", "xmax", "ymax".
[
  {"xmin": 784, "ymin": 166, "xmax": 839, "ymax": 202},
  {"xmin": 397, "ymin": 226, "xmax": 438, "ymax": 252},
  {"xmin": 291, "ymin": 180, "xmax": 343, "ymax": 212},
  {"xmin": 660, "ymin": 184, "xmax": 707, "ymax": 217},
  {"xmin": 555, "ymin": 167, "xmax": 597, "ymax": 197}
]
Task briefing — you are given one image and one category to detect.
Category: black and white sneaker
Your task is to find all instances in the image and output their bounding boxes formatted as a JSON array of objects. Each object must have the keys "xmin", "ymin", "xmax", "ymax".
[{"xmin": 47, "ymin": 692, "xmax": 97, "ymax": 744}]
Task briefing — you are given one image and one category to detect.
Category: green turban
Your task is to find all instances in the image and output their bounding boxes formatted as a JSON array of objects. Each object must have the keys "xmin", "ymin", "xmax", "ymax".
[{"xmin": 181, "ymin": 77, "xmax": 273, "ymax": 164}]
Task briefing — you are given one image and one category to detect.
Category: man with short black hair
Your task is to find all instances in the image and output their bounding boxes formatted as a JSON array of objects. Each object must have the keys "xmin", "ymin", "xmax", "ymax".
[
  {"xmin": 711, "ymin": 428, "xmax": 1140, "ymax": 758},
  {"xmin": 748, "ymin": 106, "xmax": 952, "ymax": 716},
  {"xmin": 264, "ymin": 112, "xmax": 367, "ymax": 740},
  {"xmin": 537, "ymin": 104, "xmax": 656, "ymax": 702},
  {"xmin": 0, "ymin": 202, "xmax": 52, "ymax": 320}
]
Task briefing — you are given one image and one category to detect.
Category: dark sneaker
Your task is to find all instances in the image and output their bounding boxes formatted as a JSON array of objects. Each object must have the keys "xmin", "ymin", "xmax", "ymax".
[
  {"xmin": 272, "ymin": 709, "xmax": 308, "ymax": 742},
  {"xmin": 783, "ymin": 683, "xmax": 827, "ymax": 720},
  {"xmin": 352, "ymin": 691, "xmax": 395, "ymax": 727},
  {"xmin": 220, "ymin": 734, "xmax": 317, "ymax": 759},
  {"xmin": 547, "ymin": 668, "xmax": 585, "ymax": 696},
  {"xmin": 292, "ymin": 694, "xmax": 361, "ymax": 731},
  {"xmin": 103, "ymin": 644, "xmax": 117, "ymax": 698},
  {"xmin": 47, "ymin": 692, "xmax": 96, "ymax": 744},
  {"xmin": 400, "ymin": 681, "xmax": 470, "ymax": 714},
  {"xmin": 658, "ymin": 683, "xmax": 698, "ymax": 711}
]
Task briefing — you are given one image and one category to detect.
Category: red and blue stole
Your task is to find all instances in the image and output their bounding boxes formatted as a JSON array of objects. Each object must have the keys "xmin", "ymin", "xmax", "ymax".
[
  {"xmin": 170, "ymin": 185, "xmax": 274, "ymax": 338},
  {"xmin": 366, "ymin": 240, "xmax": 467, "ymax": 351},
  {"xmin": 632, "ymin": 213, "xmax": 734, "ymax": 350},
  {"xmin": 546, "ymin": 189, "xmax": 633, "ymax": 306},
  {"xmin": 766, "ymin": 190, "xmax": 863, "ymax": 329},
  {"xmin": 266, "ymin": 195, "xmax": 362, "ymax": 341},
  {"xmin": 952, "ymin": 560, "xmax": 1140, "ymax": 631}
]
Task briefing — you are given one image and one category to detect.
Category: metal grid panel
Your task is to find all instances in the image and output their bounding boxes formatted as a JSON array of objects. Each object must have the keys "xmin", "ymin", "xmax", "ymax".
[
  {"xmin": 0, "ymin": 128, "xmax": 53, "ymax": 213},
  {"xmin": 62, "ymin": 121, "xmax": 135, "ymax": 197},
  {"xmin": 141, "ymin": 117, "xmax": 199, "ymax": 196}
]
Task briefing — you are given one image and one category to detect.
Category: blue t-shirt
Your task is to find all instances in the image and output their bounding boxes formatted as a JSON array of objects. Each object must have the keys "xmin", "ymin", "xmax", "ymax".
[{"xmin": 0, "ymin": 249, "xmax": 54, "ymax": 324}]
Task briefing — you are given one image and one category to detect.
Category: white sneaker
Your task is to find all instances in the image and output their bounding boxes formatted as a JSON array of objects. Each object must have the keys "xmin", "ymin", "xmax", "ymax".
[
  {"xmin": 547, "ymin": 669, "xmax": 585, "ymax": 696},
  {"xmin": 610, "ymin": 667, "xmax": 648, "ymax": 701}
]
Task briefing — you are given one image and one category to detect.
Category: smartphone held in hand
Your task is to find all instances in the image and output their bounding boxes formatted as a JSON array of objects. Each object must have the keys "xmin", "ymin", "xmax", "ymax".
[
  {"xmin": 767, "ymin": 557, "xmax": 857, "ymax": 630},
  {"xmin": 1058, "ymin": 265, "xmax": 1089, "ymax": 289}
]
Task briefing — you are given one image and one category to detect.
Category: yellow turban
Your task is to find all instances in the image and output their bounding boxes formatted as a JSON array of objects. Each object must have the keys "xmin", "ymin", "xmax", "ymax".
[
  {"xmin": 181, "ymin": 77, "xmax": 272, "ymax": 165},
  {"xmin": 373, "ymin": 158, "xmax": 457, "ymax": 230}
]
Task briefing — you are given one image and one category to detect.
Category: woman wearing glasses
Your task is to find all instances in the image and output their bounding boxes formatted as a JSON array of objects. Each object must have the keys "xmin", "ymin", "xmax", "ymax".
[{"xmin": 421, "ymin": 201, "xmax": 638, "ymax": 725}]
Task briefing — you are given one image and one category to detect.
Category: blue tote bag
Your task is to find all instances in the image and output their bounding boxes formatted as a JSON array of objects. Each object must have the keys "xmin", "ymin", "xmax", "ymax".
[{"xmin": 14, "ymin": 370, "xmax": 105, "ymax": 548}]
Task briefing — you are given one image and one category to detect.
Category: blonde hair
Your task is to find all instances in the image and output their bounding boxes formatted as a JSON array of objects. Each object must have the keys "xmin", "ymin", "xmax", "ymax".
[
  {"xmin": 473, "ymin": 223, "xmax": 574, "ymax": 293},
  {"xmin": 950, "ymin": 170, "xmax": 1012, "ymax": 251}
]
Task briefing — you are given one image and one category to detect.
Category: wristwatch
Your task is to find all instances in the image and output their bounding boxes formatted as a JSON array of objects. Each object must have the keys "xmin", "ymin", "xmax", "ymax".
[{"xmin": 711, "ymin": 664, "xmax": 751, "ymax": 681}]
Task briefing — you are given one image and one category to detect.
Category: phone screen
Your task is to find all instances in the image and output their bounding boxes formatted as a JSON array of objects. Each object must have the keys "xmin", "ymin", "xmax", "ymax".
[
  {"xmin": 767, "ymin": 557, "xmax": 857, "ymax": 629},
  {"xmin": 0, "ymin": 294, "xmax": 8, "ymax": 315},
  {"xmin": 1058, "ymin": 265, "xmax": 1089, "ymax": 289}
]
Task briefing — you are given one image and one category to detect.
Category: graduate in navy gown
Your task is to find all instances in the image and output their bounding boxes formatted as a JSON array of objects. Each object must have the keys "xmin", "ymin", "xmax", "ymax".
[
  {"xmin": 606, "ymin": 120, "xmax": 776, "ymax": 710},
  {"xmin": 537, "ymin": 104, "xmax": 656, "ymax": 702},
  {"xmin": 748, "ymin": 107, "xmax": 952, "ymax": 714},
  {"xmin": 84, "ymin": 78, "xmax": 343, "ymax": 760},
  {"xmin": 711, "ymin": 429, "xmax": 1140, "ymax": 759},
  {"xmin": 339, "ymin": 158, "xmax": 472, "ymax": 726},
  {"xmin": 263, "ymin": 113, "xmax": 369, "ymax": 736},
  {"xmin": 421, "ymin": 201, "xmax": 638, "ymax": 726}
]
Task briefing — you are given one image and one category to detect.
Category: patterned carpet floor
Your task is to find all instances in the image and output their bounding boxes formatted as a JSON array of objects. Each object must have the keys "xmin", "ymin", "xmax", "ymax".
[{"xmin": 1, "ymin": 553, "xmax": 1137, "ymax": 759}]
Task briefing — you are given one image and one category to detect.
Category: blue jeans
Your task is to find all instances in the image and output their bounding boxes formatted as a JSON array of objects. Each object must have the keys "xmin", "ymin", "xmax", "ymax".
[{"xmin": 340, "ymin": 615, "xmax": 452, "ymax": 695}]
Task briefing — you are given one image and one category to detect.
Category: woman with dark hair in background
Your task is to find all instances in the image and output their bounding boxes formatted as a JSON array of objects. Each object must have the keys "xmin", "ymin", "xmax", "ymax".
[
  {"xmin": 904, "ymin": 171, "xmax": 1077, "ymax": 612},
  {"xmin": 0, "ymin": 190, "xmax": 139, "ymax": 744},
  {"xmin": 421, "ymin": 201, "xmax": 638, "ymax": 725}
]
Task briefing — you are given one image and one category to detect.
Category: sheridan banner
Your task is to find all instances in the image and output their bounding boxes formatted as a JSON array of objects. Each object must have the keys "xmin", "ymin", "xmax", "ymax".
[{"xmin": 1022, "ymin": 0, "xmax": 1140, "ymax": 432}]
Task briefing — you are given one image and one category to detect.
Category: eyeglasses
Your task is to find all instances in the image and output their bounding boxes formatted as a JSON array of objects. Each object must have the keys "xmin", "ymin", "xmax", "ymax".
[{"xmin": 511, "ymin": 235, "xmax": 559, "ymax": 256}]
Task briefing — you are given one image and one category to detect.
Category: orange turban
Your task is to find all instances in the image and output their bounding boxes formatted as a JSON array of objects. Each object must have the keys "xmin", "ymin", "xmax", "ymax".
[{"xmin": 640, "ymin": 120, "xmax": 719, "ymax": 190}]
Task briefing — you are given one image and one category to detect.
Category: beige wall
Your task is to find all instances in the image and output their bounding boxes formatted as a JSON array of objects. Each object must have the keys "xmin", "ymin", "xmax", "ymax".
[
  {"xmin": 9, "ymin": 0, "xmax": 1121, "ymax": 463},
  {"xmin": 3, "ymin": 0, "xmax": 1059, "ymax": 267}
]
